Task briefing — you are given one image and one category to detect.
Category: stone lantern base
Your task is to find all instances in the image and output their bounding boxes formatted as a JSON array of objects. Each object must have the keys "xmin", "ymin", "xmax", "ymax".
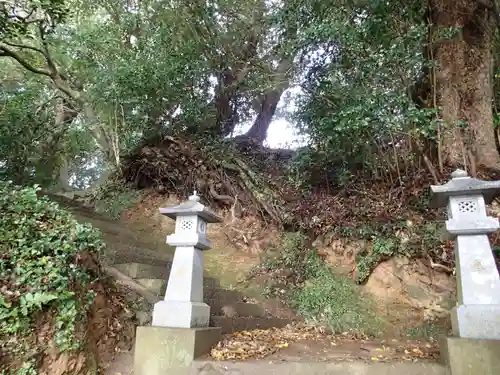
[
  {"xmin": 152, "ymin": 300, "xmax": 211, "ymax": 328},
  {"xmin": 134, "ymin": 326, "xmax": 221, "ymax": 375},
  {"xmin": 440, "ymin": 336, "xmax": 500, "ymax": 375},
  {"xmin": 451, "ymin": 305, "xmax": 500, "ymax": 340}
]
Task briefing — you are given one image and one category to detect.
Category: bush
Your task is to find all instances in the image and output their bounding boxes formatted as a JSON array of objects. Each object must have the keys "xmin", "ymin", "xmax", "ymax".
[
  {"xmin": 0, "ymin": 182, "xmax": 105, "ymax": 374},
  {"xmin": 264, "ymin": 232, "xmax": 382, "ymax": 336},
  {"xmin": 92, "ymin": 181, "xmax": 142, "ymax": 219}
]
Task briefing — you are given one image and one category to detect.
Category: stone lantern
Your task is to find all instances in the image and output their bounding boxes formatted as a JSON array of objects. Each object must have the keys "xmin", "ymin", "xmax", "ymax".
[
  {"xmin": 430, "ymin": 169, "xmax": 500, "ymax": 340},
  {"xmin": 152, "ymin": 190, "xmax": 222, "ymax": 328}
]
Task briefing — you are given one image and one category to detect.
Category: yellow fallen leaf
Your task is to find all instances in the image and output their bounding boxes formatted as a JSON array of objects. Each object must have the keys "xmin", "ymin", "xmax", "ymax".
[
  {"xmin": 374, "ymin": 348, "xmax": 384, "ymax": 352},
  {"xmin": 371, "ymin": 357, "xmax": 379, "ymax": 361}
]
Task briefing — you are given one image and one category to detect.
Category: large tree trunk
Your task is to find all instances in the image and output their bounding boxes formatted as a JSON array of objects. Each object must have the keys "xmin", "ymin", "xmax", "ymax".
[
  {"xmin": 429, "ymin": 0, "xmax": 499, "ymax": 175},
  {"xmin": 242, "ymin": 58, "xmax": 292, "ymax": 144}
]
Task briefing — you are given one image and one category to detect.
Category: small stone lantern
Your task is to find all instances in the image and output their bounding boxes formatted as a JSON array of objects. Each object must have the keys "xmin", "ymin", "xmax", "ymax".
[
  {"xmin": 430, "ymin": 169, "xmax": 500, "ymax": 340},
  {"xmin": 152, "ymin": 191, "xmax": 222, "ymax": 328}
]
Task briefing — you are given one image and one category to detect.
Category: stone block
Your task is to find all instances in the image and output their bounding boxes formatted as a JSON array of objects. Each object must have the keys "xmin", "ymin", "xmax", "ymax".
[
  {"xmin": 210, "ymin": 316, "xmax": 291, "ymax": 334},
  {"xmin": 451, "ymin": 305, "xmax": 500, "ymax": 340},
  {"xmin": 209, "ymin": 302, "xmax": 266, "ymax": 317},
  {"xmin": 134, "ymin": 326, "xmax": 221, "ymax": 375},
  {"xmin": 115, "ymin": 262, "xmax": 169, "ymax": 279},
  {"xmin": 453, "ymin": 235, "xmax": 500, "ymax": 306},
  {"xmin": 190, "ymin": 359, "xmax": 449, "ymax": 375},
  {"xmin": 152, "ymin": 300, "xmax": 211, "ymax": 328},
  {"xmin": 136, "ymin": 278, "xmax": 166, "ymax": 295},
  {"xmin": 440, "ymin": 336, "xmax": 500, "ymax": 375}
]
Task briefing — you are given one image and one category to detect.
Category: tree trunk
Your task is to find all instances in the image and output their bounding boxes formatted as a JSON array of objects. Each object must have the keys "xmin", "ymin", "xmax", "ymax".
[
  {"xmin": 245, "ymin": 90, "xmax": 284, "ymax": 144},
  {"xmin": 243, "ymin": 58, "xmax": 292, "ymax": 144},
  {"xmin": 429, "ymin": 0, "xmax": 499, "ymax": 174}
]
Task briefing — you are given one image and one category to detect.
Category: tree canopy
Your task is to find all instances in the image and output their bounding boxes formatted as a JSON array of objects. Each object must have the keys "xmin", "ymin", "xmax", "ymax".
[{"xmin": 1, "ymin": 0, "xmax": 500, "ymax": 190}]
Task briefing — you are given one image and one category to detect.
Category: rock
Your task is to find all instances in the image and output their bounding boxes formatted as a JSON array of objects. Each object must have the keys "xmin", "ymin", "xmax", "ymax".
[
  {"xmin": 222, "ymin": 305, "xmax": 238, "ymax": 317},
  {"xmin": 316, "ymin": 239, "xmax": 365, "ymax": 274},
  {"xmin": 124, "ymin": 292, "xmax": 140, "ymax": 303},
  {"xmin": 363, "ymin": 256, "xmax": 455, "ymax": 321}
]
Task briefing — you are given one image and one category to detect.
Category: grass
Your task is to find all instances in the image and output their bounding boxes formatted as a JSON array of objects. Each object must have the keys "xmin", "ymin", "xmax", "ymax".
[
  {"xmin": 204, "ymin": 247, "xmax": 259, "ymax": 289},
  {"xmin": 264, "ymin": 232, "xmax": 384, "ymax": 336}
]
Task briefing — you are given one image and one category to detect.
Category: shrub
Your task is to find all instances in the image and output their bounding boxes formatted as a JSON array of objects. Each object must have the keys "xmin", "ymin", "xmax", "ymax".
[
  {"xmin": 0, "ymin": 182, "xmax": 105, "ymax": 374},
  {"xmin": 264, "ymin": 232, "xmax": 382, "ymax": 336},
  {"xmin": 92, "ymin": 181, "xmax": 142, "ymax": 219}
]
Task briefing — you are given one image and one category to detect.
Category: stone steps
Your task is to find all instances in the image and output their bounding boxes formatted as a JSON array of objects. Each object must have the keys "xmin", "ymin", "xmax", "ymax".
[
  {"xmin": 114, "ymin": 260, "xmax": 293, "ymax": 334},
  {"xmin": 115, "ymin": 262, "xmax": 170, "ymax": 279},
  {"xmin": 105, "ymin": 353, "xmax": 448, "ymax": 375},
  {"xmin": 190, "ymin": 360, "xmax": 449, "ymax": 375},
  {"xmin": 208, "ymin": 301, "xmax": 266, "ymax": 318},
  {"xmin": 210, "ymin": 316, "xmax": 291, "ymax": 333},
  {"xmin": 114, "ymin": 262, "xmax": 220, "ymax": 294},
  {"xmin": 108, "ymin": 247, "xmax": 173, "ymax": 267}
]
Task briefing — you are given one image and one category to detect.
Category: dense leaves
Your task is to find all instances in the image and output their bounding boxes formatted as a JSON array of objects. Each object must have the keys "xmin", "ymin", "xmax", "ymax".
[
  {"xmin": 0, "ymin": 182, "xmax": 105, "ymax": 372},
  {"xmin": 2, "ymin": 0, "xmax": 500, "ymax": 189}
]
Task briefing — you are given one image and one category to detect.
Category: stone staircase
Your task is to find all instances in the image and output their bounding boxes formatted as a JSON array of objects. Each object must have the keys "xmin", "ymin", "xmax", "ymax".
[
  {"xmin": 112, "ymin": 258, "xmax": 292, "ymax": 333},
  {"xmin": 57, "ymin": 197, "xmax": 293, "ymax": 334}
]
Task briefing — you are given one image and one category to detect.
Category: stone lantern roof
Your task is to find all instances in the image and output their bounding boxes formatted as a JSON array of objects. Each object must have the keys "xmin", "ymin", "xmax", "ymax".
[
  {"xmin": 159, "ymin": 191, "xmax": 222, "ymax": 223},
  {"xmin": 430, "ymin": 169, "xmax": 500, "ymax": 208}
]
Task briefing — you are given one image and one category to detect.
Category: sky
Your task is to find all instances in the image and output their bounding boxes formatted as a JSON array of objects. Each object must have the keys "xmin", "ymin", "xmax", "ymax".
[{"xmin": 234, "ymin": 86, "xmax": 309, "ymax": 149}]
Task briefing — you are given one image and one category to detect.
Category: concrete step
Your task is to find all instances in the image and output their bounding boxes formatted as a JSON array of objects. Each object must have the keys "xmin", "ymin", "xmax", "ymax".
[
  {"xmin": 108, "ymin": 246, "xmax": 173, "ymax": 267},
  {"xmin": 210, "ymin": 316, "xmax": 292, "ymax": 334},
  {"xmin": 190, "ymin": 360, "xmax": 449, "ymax": 375},
  {"xmin": 209, "ymin": 302, "xmax": 266, "ymax": 317},
  {"xmin": 115, "ymin": 262, "xmax": 170, "ymax": 279},
  {"xmin": 105, "ymin": 352, "xmax": 448, "ymax": 375},
  {"xmin": 114, "ymin": 263, "xmax": 220, "ymax": 289},
  {"xmin": 204, "ymin": 287, "xmax": 244, "ymax": 305},
  {"xmin": 134, "ymin": 277, "xmax": 222, "ymax": 296}
]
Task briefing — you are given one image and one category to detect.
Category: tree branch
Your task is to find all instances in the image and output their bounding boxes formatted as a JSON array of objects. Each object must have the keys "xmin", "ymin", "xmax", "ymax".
[
  {"xmin": 3, "ymin": 41, "xmax": 45, "ymax": 55},
  {"xmin": 0, "ymin": 42, "xmax": 82, "ymax": 102},
  {"xmin": 0, "ymin": 43, "xmax": 51, "ymax": 76},
  {"xmin": 38, "ymin": 22, "xmax": 58, "ymax": 73}
]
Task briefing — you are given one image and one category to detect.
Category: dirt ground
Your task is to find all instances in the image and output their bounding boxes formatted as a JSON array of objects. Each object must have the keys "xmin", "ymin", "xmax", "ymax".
[{"xmin": 104, "ymin": 333, "xmax": 441, "ymax": 375}]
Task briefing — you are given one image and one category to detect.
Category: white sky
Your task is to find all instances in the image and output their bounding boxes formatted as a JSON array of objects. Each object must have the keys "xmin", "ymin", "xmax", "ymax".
[
  {"xmin": 236, "ymin": 118, "xmax": 304, "ymax": 149},
  {"xmin": 234, "ymin": 86, "xmax": 308, "ymax": 149}
]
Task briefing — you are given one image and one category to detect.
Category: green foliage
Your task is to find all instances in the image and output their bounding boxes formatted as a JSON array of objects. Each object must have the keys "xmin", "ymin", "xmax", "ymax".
[
  {"xmin": 278, "ymin": 0, "xmax": 436, "ymax": 183},
  {"xmin": 0, "ymin": 78, "xmax": 54, "ymax": 186},
  {"xmin": 0, "ymin": 69, "xmax": 101, "ymax": 190},
  {"xmin": 0, "ymin": 182, "xmax": 105, "ymax": 373},
  {"xmin": 355, "ymin": 238, "xmax": 397, "ymax": 284},
  {"xmin": 92, "ymin": 181, "xmax": 142, "ymax": 219},
  {"xmin": 406, "ymin": 321, "xmax": 441, "ymax": 341},
  {"xmin": 1, "ymin": 0, "xmax": 70, "ymax": 39},
  {"xmin": 323, "ymin": 220, "xmax": 444, "ymax": 284},
  {"xmin": 264, "ymin": 232, "xmax": 382, "ymax": 336}
]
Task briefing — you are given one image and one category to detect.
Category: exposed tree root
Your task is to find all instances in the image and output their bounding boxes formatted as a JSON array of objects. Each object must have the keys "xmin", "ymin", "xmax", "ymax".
[
  {"xmin": 218, "ymin": 157, "xmax": 285, "ymax": 224},
  {"xmin": 120, "ymin": 136, "xmax": 289, "ymax": 225}
]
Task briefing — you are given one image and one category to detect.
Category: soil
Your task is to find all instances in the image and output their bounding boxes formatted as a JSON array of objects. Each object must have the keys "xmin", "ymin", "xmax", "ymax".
[
  {"xmin": 104, "ymin": 334, "xmax": 440, "ymax": 375},
  {"xmin": 214, "ymin": 335, "xmax": 440, "ymax": 363}
]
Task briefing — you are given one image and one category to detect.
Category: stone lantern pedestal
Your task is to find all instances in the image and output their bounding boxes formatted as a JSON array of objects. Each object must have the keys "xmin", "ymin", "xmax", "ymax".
[
  {"xmin": 134, "ymin": 192, "xmax": 222, "ymax": 375},
  {"xmin": 430, "ymin": 170, "xmax": 500, "ymax": 375}
]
